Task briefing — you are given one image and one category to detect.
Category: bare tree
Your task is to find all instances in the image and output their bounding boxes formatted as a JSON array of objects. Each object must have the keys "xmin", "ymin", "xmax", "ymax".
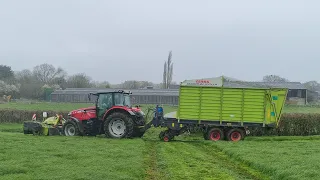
[
  {"xmin": 0, "ymin": 65, "xmax": 15, "ymax": 84},
  {"xmin": 66, "ymin": 73, "xmax": 93, "ymax": 88},
  {"xmin": 33, "ymin": 63, "xmax": 66, "ymax": 84},
  {"xmin": 162, "ymin": 61, "xmax": 167, "ymax": 88},
  {"xmin": 303, "ymin": 81, "xmax": 320, "ymax": 91},
  {"xmin": 162, "ymin": 51, "xmax": 173, "ymax": 89},
  {"xmin": 92, "ymin": 81, "xmax": 111, "ymax": 88},
  {"xmin": 262, "ymin": 75, "xmax": 289, "ymax": 83}
]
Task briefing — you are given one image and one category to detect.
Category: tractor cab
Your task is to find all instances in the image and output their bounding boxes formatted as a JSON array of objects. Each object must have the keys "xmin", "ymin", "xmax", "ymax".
[{"xmin": 89, "ymin": 90, "xmax": 133, "ymax": 120}]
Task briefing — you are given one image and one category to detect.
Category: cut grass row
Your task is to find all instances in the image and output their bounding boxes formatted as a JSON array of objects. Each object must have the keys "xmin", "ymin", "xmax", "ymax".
[{"xmin": 2, "ymin": 124, "xmax": 320, "ymax": 179}]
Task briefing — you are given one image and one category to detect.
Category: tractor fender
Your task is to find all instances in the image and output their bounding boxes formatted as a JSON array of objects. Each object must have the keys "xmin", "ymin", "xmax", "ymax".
[
  {"xmin": 67, "ymin": 117, "xmax": 85, "ymax": 134},
  {"xmin": 102, "ymin": 107, "xmax": 134, "ymax": 120}
]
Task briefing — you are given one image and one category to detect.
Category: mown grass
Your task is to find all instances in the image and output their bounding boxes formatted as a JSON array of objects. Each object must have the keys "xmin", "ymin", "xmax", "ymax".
[
  {"xmin": 2, "ymin": 124, "xmax": 320, "ymax": 180},
  {"xmin": 214, "ymin": 136, "xmax": 320, "ymax": 179},
  {"xmin": 0, "ymin": 132, "xmax": 146, "ymax": 180}
]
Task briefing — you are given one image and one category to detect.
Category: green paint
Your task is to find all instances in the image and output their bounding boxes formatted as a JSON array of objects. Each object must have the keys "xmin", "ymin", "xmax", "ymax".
[{"xmin": 178, "ymin": 81, "xmax": 288, "ymax": 126}]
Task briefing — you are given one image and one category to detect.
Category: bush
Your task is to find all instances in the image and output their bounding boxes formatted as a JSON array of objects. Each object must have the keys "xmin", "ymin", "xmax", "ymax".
[
  {"xmin": 248, "ymin": 113, "xmax": 320, "ymax": 136},
  {"xmin": 0, "ymin": 109, "xmax": 69, "ymax": 123}
]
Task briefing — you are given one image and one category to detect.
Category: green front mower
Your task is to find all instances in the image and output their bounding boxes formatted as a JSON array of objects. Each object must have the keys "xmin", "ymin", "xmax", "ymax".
[{"xmin": 23, "ymin": 114, "xmax": 66, "ymax": 136}]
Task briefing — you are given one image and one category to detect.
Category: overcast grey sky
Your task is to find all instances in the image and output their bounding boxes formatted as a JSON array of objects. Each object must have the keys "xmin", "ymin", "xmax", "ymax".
[{"xmin": 0, "ymin": 0, "xmax": 319, "ymax": 84}]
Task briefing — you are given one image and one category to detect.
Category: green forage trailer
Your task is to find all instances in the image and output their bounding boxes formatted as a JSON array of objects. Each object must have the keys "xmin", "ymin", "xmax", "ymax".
[{"xmin": 155, "ymin": 76, "xmax": 288, "ymax": 142}]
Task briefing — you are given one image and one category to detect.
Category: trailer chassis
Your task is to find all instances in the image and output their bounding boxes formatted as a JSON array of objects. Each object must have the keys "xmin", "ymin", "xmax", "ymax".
[{"xmin": 142, "ymin": 105, "xmax": 274, "ymax": 142}]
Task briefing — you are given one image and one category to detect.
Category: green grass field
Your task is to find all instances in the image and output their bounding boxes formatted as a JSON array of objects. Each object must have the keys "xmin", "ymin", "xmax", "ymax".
[
  {"xmin": 1, "ymin": 124, "xmax": 320, "ymax": 180},
  {"xmin": 1, "ymin": 102, "xmax": 320, "ymax": 179}
]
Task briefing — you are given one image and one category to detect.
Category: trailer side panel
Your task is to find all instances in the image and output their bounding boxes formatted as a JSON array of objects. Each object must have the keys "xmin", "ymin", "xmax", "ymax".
[{"xmin": 178, "ymin": 86, "xmax": 287, "ymax": 126}]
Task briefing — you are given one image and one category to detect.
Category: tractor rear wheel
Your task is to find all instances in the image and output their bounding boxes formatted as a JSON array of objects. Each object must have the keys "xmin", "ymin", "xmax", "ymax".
[
  {"xmin": 63, "ymin": 121, "xmax": 81, "ymax": 136},
  {"xmin": 104, "ymin": 112, "xmax": 134, "ymax": 138}
]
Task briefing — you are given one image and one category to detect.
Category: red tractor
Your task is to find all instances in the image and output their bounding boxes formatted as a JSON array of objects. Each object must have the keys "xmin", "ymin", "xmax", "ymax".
[{"xmin": 62, "ymin": 90, "xmax": 146, "ymax": 138}]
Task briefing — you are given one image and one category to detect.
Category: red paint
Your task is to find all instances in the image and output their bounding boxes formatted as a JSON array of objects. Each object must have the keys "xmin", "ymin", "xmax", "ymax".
[
  {"xmin": 230, "ymin": 131, "xmax": 241, "ymax": 141},
  {"xmin": 102, "ymin": 106, "xmax": 141, "ymax": 120},
  {"xmin": 209, "ymin": 130, "xmax": 221, "ymax": 141},
  {"xmin": 196, "ymin": 80, "xmax": 210, "ymax": 84},
  {"xmin": 69, "ymin": 106, "xmax": 143, "ymax": 121},
  {"xmin": 69, "ymin": 107, "xmax": 97, "ymax": 121},
  {"xmin": 163, "ymin": 136, "xmax": 169, "ymax": 142}
]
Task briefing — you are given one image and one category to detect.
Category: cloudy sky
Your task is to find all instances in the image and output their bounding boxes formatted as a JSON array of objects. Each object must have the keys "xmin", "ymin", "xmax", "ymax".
[{"xmin": 0, "ymin": 0, "xmax": 319, "ymax": 84}]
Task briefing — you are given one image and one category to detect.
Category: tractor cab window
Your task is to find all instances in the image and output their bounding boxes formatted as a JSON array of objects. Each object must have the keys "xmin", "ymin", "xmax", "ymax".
[
  {"xmin": 123, "ymin": 94, "xmax": 131, "ymax": 107},
  {"xmin": 98, "ymin": 93, "xmax": 113, "ymax": 109},
  {"xmin": 114, "ymin": 93, "xmax": 131, "ymax": 107}
]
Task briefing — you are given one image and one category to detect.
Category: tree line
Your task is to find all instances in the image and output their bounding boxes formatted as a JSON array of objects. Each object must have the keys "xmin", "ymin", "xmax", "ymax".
[
  {"xmin": 0, "ymin": 63, "xmax": 163, "ymax": 100},
  {"xmin": 1, "ymin": 53, "xmax": 319, "ymax": 101}
]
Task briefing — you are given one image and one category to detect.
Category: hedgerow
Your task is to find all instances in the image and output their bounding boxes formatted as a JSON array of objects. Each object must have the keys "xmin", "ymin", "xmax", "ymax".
[
  {"xmin": 0, "ymin": 109, "xmax": 69, "ymax": 123},
  {"xmin": 248, "ymin": 113, "xmax": 320, "ymax": 136}
]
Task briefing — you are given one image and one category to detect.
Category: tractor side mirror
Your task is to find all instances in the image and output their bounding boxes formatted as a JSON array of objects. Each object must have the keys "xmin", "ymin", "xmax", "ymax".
[{"xmin": 88, "ymin": 94, "xmax": 91, "ymax": 101}]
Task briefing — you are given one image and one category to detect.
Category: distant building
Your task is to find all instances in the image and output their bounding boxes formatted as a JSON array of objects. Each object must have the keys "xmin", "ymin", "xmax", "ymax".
[
  {"xmin": 223, "ymin": 81, "xmax": 308, "ymax": 105},
  {"xmin": 50, "ymin": 88, "xmax": 179, "ymax": 105},
  {"xmin": 50, "ymin": 78, "xmax": 312, "ymax": 105}
]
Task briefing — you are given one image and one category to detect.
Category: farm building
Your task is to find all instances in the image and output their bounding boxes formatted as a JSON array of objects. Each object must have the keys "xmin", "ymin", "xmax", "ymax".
[
  {"xmin": 50, "ymin": 88, "xmax": 179, "ymax": 105},
  {"xmin": 49, "ymin": 78, "xmax": 312, "ymax": 105},
  {"xmin": 215, "ymin": 80, "xmax": 309, "ymax": 105}
]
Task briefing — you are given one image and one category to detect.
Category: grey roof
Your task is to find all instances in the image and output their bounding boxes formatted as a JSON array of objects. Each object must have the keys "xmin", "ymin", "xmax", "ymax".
[
  {"xmin": 224, "ymin": 81, "xmax": 306, "ymax": 89},
  {"xmin": 51, "ymin": 88, "xmax": 179, "ymax": 96},
  {"xmin": 51, "ymin": 81, "xmax": 306, "ymax": 96}
]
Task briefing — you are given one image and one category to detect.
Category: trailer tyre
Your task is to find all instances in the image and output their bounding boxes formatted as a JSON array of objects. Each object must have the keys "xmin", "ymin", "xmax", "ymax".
[
  {"xmin": 226, "ymin": 128, "xmax": 244, "ymax": 142},
  {"xmin": 159, "ymin": 130, "xmax": 173, "ymax": 142},
  {"xmin": 206, "ymin": 128, "xmax": 224, "ymax": 141}
]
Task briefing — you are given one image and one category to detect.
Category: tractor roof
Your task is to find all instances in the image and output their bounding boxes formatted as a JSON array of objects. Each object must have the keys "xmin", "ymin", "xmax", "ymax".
[{"xmin": 90, "ymin": 90, "xmax": 132, "ymax": 95}]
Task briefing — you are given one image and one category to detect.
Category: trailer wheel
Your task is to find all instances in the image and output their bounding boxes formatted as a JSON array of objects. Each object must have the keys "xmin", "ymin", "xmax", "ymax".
[
  {"xmin": 163, "ymin": 135, "xmax": 170, "ymax": 142},
  {"xmin": 159, "ymin": 131, "xmax": 165, "ymax": 140},
  {"xmin": 206, "ymin": 128, "xmax": 224, "ymax": 141},
  {"xmin": 226, "ymin": 128, "xmax": 244, "ymax": 142},
  {"xmin": 160, "ymin": 130, "xmax": 174, "ymax": 142}
]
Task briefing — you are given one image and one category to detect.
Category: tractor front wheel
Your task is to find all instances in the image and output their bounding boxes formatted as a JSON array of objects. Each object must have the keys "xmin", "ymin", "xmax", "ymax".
[
  {"xmin": 63, "ymin": 121, "xmax": 80, "ymax": 136},
  {"xmin": 104, "ymin": 112, "xmax": 134, "ymax": 139}
]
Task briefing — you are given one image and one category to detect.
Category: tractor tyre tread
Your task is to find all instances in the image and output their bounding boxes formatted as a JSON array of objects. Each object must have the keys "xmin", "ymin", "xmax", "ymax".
[
  {"xmin": 104, "ymin": 112, "xmax": 134, "ymax": 139},
  {"xmin": 62, "ymin": 121, "xmax": 81, "ymax": 136}
]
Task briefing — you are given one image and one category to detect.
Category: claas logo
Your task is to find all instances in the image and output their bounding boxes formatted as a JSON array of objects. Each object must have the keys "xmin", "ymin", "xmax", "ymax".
[{"xmin": 196, "ymin": 80, "xmax": 210, "ymax": 84}]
